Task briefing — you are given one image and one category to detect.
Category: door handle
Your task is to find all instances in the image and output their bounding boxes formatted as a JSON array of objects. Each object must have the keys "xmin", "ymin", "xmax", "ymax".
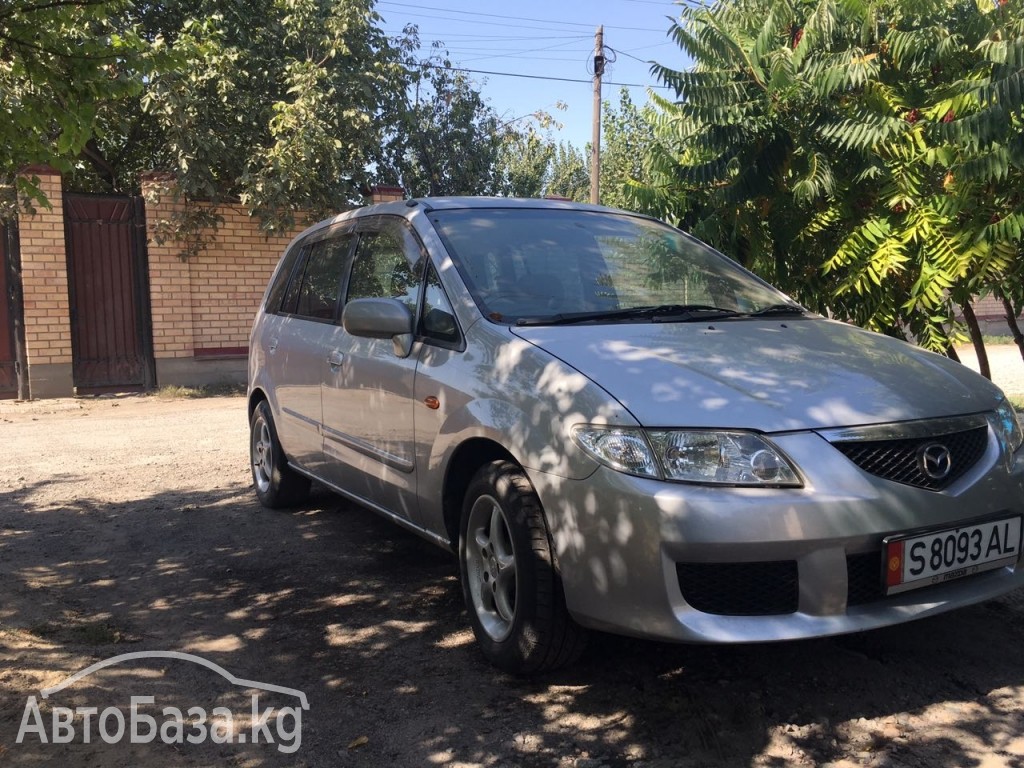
[
  {"xmin": 327, "ymin": 350, "xmax": 345, "ymax": 368},
  {"xmin": 268, "ymin": 337, "xmax": 279, "ymax": 353}
]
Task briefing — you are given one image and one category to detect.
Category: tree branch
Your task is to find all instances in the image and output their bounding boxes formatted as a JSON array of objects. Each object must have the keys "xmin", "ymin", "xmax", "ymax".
[
  {"xmin": 79, "ymin": 137, "xmax": 117, "ymax": 189},
  {"xmin": 0, "ymin": 0, "xmax": 108, "ymax": 20},
  {"xmin": 0, "ymin": 29, "xmax": 127, "ymax": 60}
]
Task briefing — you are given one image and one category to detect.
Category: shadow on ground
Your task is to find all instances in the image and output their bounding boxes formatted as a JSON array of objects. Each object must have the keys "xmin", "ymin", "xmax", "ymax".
[{"xmin": 1, "ymin": 475, "xmax": 1023, "ymax": 767}]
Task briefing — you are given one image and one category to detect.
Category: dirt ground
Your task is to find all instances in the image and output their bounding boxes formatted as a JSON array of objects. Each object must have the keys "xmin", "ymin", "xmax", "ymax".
[{"xmin": 2, "ymin": 349, "xmax": 1024, "ymax": 767}]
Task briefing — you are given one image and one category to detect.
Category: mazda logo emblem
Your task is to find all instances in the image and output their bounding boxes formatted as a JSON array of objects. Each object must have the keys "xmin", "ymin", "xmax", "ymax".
[{"xmin": 918, "ymin": 443, "xmax": 953, "ymax": 480}]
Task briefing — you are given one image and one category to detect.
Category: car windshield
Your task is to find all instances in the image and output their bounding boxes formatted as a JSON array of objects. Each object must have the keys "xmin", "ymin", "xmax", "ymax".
[{"xmin": 429, "ymin": 208, "xmax": 797, "ymax": 324}]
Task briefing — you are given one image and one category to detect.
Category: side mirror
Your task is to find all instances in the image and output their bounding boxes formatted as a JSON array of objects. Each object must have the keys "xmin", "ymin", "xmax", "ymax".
[{"xmin": 342, "ymin": 298, "xmax": 415, "ymax": 358}]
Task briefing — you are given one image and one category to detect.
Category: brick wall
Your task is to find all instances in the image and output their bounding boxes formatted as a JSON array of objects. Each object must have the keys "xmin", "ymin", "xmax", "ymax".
[
  {"xmin": 140, "ymin": 176, "xmax": 305, "ymax": 386},
  {"xmin": 189, "ymin": 208, "xmax": 297, "ymax": 356},
  {"xmin": 16, "ymin": 167, "xmax": 74, "ymax": 397}
]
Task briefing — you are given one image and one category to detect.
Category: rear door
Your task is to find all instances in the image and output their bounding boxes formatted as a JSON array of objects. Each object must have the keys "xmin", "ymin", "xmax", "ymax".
[{"xmin": 264, "ymin": 229, "xmax": 353, "ymax": 476}]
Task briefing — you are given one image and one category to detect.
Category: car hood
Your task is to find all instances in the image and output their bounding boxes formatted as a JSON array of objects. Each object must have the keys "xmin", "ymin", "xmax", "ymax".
[{"xmin": 511, "ymin": 318, "xmax": 1002, "ymax": 432}]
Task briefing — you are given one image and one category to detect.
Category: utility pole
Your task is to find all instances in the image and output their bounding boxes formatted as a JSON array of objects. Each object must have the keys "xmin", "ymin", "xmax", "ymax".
[{"xmin": 590, "ymin": 25, "xmax": 604, "ymax": 205}]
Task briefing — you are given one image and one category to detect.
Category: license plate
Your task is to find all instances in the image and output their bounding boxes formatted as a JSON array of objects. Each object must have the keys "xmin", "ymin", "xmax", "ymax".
[{"xmin": 883, "ymin": 516, "xmax": 1022, "ymax": 595}]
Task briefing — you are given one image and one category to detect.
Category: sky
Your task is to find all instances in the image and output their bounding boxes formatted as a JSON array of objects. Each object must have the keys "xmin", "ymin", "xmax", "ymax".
[{"xmin": 374, "ymin": 0, "xmax": 689, "ymax": 150}]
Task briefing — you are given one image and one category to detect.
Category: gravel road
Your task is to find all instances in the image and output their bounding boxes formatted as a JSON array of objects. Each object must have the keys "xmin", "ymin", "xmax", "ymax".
[{"xmin": 1, "ymin": 360, "xmax": 1023, "ymax": 767}]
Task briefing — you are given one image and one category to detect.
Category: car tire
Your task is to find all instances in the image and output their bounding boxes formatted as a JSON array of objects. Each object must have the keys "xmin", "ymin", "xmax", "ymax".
[
  {"xmin": 249, "ymin": 400, "xmax": 311, "ymax": 508},
  {"xmin": 459, "ymin": 460, "xmax": 587, "ymax": 674}
]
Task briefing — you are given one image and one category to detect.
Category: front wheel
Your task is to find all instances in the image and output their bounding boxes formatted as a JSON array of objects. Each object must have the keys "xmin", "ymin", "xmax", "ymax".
[
  {"xmin": 459, "ymin": 461, "xmax": 587, "ymax": 674},
  {"xmin": 249, "ymin": 400, "xmax": 311, "ymax": 508}
]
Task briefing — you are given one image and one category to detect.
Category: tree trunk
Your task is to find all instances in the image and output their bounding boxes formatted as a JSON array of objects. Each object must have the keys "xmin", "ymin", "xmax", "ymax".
[
  {"xmin": 960, "ymin": 301, "xmax": 991, "ymax": 380},
  {"xmin": 998, "ymin": 291, "xmax": 1024, "ymax": 364},
  {"xmin": 945, "ymin": 344, "xmax": 961, "ymax": 363}
]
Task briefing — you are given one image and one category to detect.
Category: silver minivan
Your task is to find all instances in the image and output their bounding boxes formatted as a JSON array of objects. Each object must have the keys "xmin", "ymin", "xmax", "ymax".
[{"xmin": 248, "ymin": 197, "xmax": 1024, "ymax": 673}]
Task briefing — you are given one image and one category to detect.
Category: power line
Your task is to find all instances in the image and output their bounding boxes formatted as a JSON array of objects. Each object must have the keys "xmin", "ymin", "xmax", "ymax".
[
  {"xmin": 377, "ymin": 1, "xmax": 666, "ymax": 32},
  {"xmin": 608, "ymin": 46, "xmax": 654, "ymax": 64},
  {"xmin": 419, "ymin": 62, "xmax": 672, "ymax": 89},
  {"xmin": 487, "ymin": 56, "xmax": 592, "ymax": 63},
  {"xmin": 457, "ymin": 54, "xmax": 588, "ymax": 63},
  {"xmin": 447, "ymin": 37, "xmax": 593, "ymax": 64},
  {"xmin": 382, "ymin": 13, "xmax": 582, "ymax": 34},
  {"xmin": 383, "ymin": 31, "xmax": 592, "ymax": 41},
  {"xmin": 619, "ymin": 41, "xmax": 675, "ymax": 52}
]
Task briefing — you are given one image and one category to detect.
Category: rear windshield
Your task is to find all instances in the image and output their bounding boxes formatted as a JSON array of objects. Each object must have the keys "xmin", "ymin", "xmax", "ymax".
[{"xmin": 428, "ymin": 208, "xmax": 792, "ymax": 323}]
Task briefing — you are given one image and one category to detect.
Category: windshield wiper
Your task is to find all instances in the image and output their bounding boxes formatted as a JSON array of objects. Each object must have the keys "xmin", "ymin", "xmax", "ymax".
[
  {"xmin": 748, "ymin": 303, "xmax": 806, "ymax": 317},
  {"xmin": 515, "ymin": 304, "xmax": 744, "ymax": 327}
]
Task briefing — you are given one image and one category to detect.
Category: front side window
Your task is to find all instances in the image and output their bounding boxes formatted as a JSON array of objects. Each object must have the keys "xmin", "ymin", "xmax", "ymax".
[
  {"xmin": 347, "ymin": 221, "xmax": 424, "ymax": 310},
  {"xmin": 430, "ymin": 209, "xmax": 795, "ymax": 323}
]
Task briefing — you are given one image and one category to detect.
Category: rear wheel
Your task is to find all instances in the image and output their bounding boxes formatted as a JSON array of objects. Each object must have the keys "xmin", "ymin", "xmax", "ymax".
[
  {"xmin": 249, "ymin": 400, "xmax": 311, "ymax": 508},
  {"xmin": 459, "ymin": 460, "xmax": 586, "ymax": 673}
]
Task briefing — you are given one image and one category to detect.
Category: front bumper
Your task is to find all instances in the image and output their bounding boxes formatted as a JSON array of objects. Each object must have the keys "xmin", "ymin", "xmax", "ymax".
[{"xmin": 529, "ymin": 429, "xmax": 1024, "ymax": 643}]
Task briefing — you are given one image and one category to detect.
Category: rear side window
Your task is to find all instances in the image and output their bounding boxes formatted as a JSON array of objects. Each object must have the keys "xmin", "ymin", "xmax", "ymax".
[{"xmin": 282, "ymin": 233, "xmax": 354, "ymax": 321}]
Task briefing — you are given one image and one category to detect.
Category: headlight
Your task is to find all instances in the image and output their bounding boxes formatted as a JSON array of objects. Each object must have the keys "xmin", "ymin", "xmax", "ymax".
[
  {"xmin": 648, "ymin": 430, "xmax": 802, "ymax": 486},
  {"xmin": 991, "ymin": 397, "xmax": 1024, "ymax": 457},
  {"xmin": 572, "ymin": 426, "xmax": 802, "ymax": 487}
]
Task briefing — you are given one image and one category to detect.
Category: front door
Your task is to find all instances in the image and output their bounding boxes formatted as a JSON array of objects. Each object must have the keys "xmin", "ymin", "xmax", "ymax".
[{"xmin": 320, "ymin": 217, "xmax": 423, "ymax": 520}]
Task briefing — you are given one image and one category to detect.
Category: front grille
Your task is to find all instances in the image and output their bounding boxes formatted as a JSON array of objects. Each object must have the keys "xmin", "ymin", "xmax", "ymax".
[
  {"xmin": 832, "ymin": 426, "xmax": 987, "ymax": 490},
  {"xmin": 677, "ymin": 561, "xmax": 798, "ymax": 616},
  {"xmin": 846, "ymin": 551, "xmax": 885, "ymax": 606}
]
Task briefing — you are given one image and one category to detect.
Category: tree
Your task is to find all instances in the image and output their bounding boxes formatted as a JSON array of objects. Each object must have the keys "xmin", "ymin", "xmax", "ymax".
[
  {"xmin": 0, "ymin": 0, "xmax": 145, "ymax": 219},
  {"xmin": 122, "ymin": 0, "xmax": 408, "ymax": 237},
  {"xmin": 494, "ymin": 126, "xmax": 555, "ymax": 198},
  {"xmin": 599, "ymin": 88, "xmax": 657, "ymax": 211},
  {"xmin": 546, "ymin": 142, "xmax": 589, "ymax": 201},
  {"xmin": 636, "ymin": 0, "xmax": 1024, "ymax": 364},
  {"xmin": 380, "ymin": 45, "xmax": 586, "ymax": 202},
  {"xmin": 21, "ymin": 0, "xmax": 411, "ymax": 253},
  {"xmin": 379, "ymin": 39, "xmax": 504, "ymax": 198}
]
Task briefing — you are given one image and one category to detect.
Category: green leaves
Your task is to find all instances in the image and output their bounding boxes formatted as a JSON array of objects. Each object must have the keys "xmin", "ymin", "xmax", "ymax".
[
  {"xmin": 635, "ymin": 0, "xmax": 1024, "ymax": 352},
  {"xmin": 792, "ymin": 151, "xmax": 836, "ymax": 203},
  {"xmin": 820, "ymin": 111, "xmax": 909, "ymax": 152},
  {"xmin": 3, "ymin": 0, "xmax": 414, "ymax": 237},
  {"xmin": 383, "ymin": 43, "xmax": 504, "ymax": 198},
  {"xmin": 1, "ymin": 0, "xmax": 148, "ymax": 218},
  {"xmin": 132, "ymin": 0, "xmax": 410, "ymax": 240},
  {"xmin": 597, "ymin": 89, "xmax": 659, "ymax": 210}
]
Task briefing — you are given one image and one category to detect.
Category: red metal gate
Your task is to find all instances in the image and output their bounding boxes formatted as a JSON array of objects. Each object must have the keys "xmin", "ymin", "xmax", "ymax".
[
  {"xmin": 64, "ymin": 194, "xmax": 154, "ymax": 393},
  {"xmin": 0, "ymin": 223, "xmax": 20, "ymax": 399}
]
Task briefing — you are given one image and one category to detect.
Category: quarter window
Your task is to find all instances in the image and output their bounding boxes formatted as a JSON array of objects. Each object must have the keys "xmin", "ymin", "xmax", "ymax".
[
  {"xmin": 265, "ymin": 243, "xmax": 306, "ymax": 314},
  {"xmin": 279, "ymin": 245, "xmax": 310, "ymax": 316},
  {"xmin": 420, "ymin": 265, "xmax": 460, "ymax": 345}
]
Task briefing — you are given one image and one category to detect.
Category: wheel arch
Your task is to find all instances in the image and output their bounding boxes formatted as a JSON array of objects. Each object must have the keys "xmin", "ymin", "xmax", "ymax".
[
  {"xmin": 441, "ymin": 438, "xmax": 518, "ymax": 550},
  {"xmin": 247, "ymin": 387, "xmax": 268, "ymax": 421}
]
